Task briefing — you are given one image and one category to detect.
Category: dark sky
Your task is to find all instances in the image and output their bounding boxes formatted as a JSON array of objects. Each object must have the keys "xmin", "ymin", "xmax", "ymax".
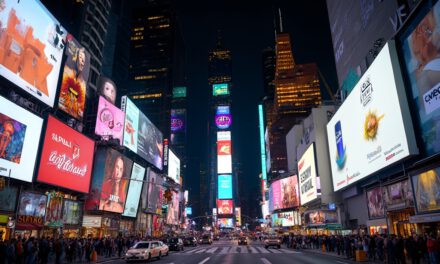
[{"xmin": 172, "ymin": 0, "xmax": 338, "ymax": 218}]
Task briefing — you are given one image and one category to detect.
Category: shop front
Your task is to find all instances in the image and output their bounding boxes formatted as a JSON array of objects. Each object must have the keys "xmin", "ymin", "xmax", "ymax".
[
  {"xmin": 102, "ymin": 215, "xmax": 120, "ymax": 238},
  {"xmin": 120, "ymin": 219, "xmax": 135, "ymax": 237},
  {"xmin": 366, "ymin": 218, "xmax": 388, "ymax": 235},
  {"xmin": 15, "ymin": 191, "xmax": 47, "ymax": 239},
  {"xmin": 82, "ymin": 215, "xmax": 102, "ymax": 238},
  {"xmin": 62, "ymin": 200, "xmax": 82, "ymax": 238}
]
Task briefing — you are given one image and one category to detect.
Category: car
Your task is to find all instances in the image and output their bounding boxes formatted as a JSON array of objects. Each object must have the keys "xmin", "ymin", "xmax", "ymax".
[
  {"xmin": 213, "ymin": 235, "xmax": 220, "ymax": 241},
  {"xmin": 264, "ymin": 236, "xmax": 281, "ymax": 249},
  {"xmin": 238, "ymin": 236, "xmax": 248, "ymax": 245},
  {"xmin": 167, "ymin": 237, "xmax": 184, "ymax": 251},
  {"xmin": 125, "ymin": 241, "xmax": 168, "ymax": 262},
  {"xmin": 184, "ymin": 236, "xmax": 198, "ymax": 247},
  {"xmin": 199, "ymin": 235, "xmax": 212, "ymax": 245}
]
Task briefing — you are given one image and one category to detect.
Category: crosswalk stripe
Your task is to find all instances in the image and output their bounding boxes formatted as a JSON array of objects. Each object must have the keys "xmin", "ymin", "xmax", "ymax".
[
  {"xmin": 267, "ymin": 248, "xmax": 282, "ymax": 254},
  {"xmin": 219, "ymin": 247, "xmax": 229, "ymax": 254},
  {"xmin": 240, "ymin": 246, "xmax": 249, "ymax": 253},
  {"xmin": 185, "ymin": 248, "xmax": 200, "ymax": 254},
  {"xmin": 278, "ymin": 249, "xmax": 299, "ymax": 254},
  {"xmin": 248, "ymin": 246, "xmax": 259, "ymax": 253},
  {"xmin": 229, "ymin": 246, "xmax": 238, "ymax": 253},
  {"xmin": 206, "ymin": 247, "xmax": 218, "ymax": 253},
  {"xmin": 195, "ymin": 249, "xmax": 207, "ymax": 253},
  {"xmin": 256, "ymin": 246, "xmax": 270, "ymax": 253}
]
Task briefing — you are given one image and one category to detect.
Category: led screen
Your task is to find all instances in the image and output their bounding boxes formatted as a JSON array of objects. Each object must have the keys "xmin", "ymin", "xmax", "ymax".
[
  {"xmin": 411, "ymin": 167, "xmax": 440, "ymax": 213},
  {"xmin": 269, "ymin": 180, "xmax": 281, "ymax": 211},
  {"xmin": 62, "ymin": 200, "xmax": 82, "ymax": 225},
  {"xmin": 298, "ymin": 144, "xmax": 319, "ymax": 205},
  {"xmin": 280, "ymin": 175, "xmax": 299, "ymax": 209},
  {"xmin": 170, "ymin": 109, "xmax": 186, "ymax": 133},
  {"xmin": 185, "ymin": 207, "xmax": 192, "ymax": 215},
  {"xmin": 17, "ymin": 192, "xmax": 47, "ymax": 228},
  {"xmin": 0, "ymin": 0, "xmax": 67, "ymax": 107},
  {"xmin": 45, "ymin": 192, "xmax": 63, "ymax": 227},
  {"xmin": 327, "ymin": 42, "xmax": 417, "ymax": 191},
  {"xmin": 218, "ymin": 175, "xmax": 233, "ymax": 199},
  {"xmin": 58, "ymin": 34, "xmax": 91, "ymax": 120},
  {"xmin": 367, "ymin": 186, "xmax": 385, "ymax": 219},
  {"xmin": 82, "ymin": 215, "xmax": 101, "ymax": 227},
  {"xmin": 213, "ymin": 83, "xmax": 229, "ymax": 96},
  {"xmin": 121, "ymin": 96, "xmax": 163, "ymax": 170},
  {"xmin": 37, "ymin": 115, "xmax": 95, "ymax": 193},
  {"xmin": 215, "ymin": 106, "xmax": 232, "ymax": 129},
  {"xmin": 0, "ymin": 95, "xmax": 43, "ymax": 182},
  {"xmin": 217, "ymin": 199, "xmax": 233, "ymax": 215},
  {"xmin": 145, "ymin": 168, "xmax": 164, "ymax": 214},
  {"xmin": 168, "ymin": 149, "xmax": 180, "ymax": 184},
  {"xmin": 97, "ymin": 76, "xmax": 117, "ymax": 105},
  {"xmin": 235, "ymin": 207, "xmax": 241, "ymax": 226},
  {"xmin": 217, "ymin": 131, "xmax": 232, "ymax": 174},
  {"xmin": 85, "ymin": 147, "xmax": 133, "ymax": 213},
  {"xmin": 0, "ymin": 186, "xmax": 17, "ymax": 212},
  {"xmin": 166, "ymin": 192, "xmax": 179, "ymax": 225},
  {"xmin": 173, "ymin": 86, "xmax": 187, "ymax": 98},
  {"xmin": 95, "ymin": 96, "xmax": 125, "ymax": 144},
  {"xmin": 122, "ymin": 163, "xmax": 145, "ymax": 217},
  {"xmin": 217, "ymin": 218, "xmax": 233, "ymax": 228},
  {"xmin": 305, "ymin": 210, "xmax": 338, "ymax": 225}
]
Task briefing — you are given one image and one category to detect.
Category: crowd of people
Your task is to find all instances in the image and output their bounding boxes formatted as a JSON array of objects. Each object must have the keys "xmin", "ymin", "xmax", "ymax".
[{"xmin": 280, "ymin": 233, "xmax": 440, "ymax": 264}]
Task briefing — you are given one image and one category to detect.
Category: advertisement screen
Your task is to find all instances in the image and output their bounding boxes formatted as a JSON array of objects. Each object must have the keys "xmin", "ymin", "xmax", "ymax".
[
  {"xmin": 122, "ymin": 96, "xmax": 163, "ymax": 170},
  {"xmin": 82, "ymin": 215, "xmax": 101, "ymax": 228},
  {"xmin": 45, "ymin": 192, "xmax": 63, "ymax": 227},
  {"xmin": 217, "ymin": 199, "xmax": 233, "ymax": 215},
  {"xmin": 327, "ymin": 43, "xmax": 417, "ymax": 191},
  {"xmin": 401, "ymin": 1, "xmax": 440, "ymax": 156},
  {"xmin": 277, "ymin": 211, "xmax": 296, "ymax": 227},
  {"xmin": 215, "ymin": 106, "xmax": 232, "ymax": 129},
  {"xmin": 97, "ymin": 77, "xmax": 117, "ymax": 105},
  {"xmin": 213, "ymin": 83, "xmax": 229, "ymax": 96},
  {"xmin": 185, "ymin": 207, "xmax": 192, "ymax": 215},
  {"xmin": 37, "ymin": 115, "xmax": 95, "ymax": 193},
  {"xmin": 122, "ymin": 163, "xmax": 145, "ymax": 217},
  {"xmin": 280, "ymin": 175, "xmax": 299, "ymax": 209},
  {"xmin": 85, "ymin": 147, "xmax": 133, "ymax": 213},
  {"xmin": 58, "ymin": 34, "xmax": 90, "ymax": 120},
  {"xmin": 218, "ymin": 174, "xmax": 233, "ymax": 199},
  {"xmin": 17, "ymin": 192, "xmax": 47, "ymax": 228},
  {"xmin": 145, "ymin": 168, "xmax": 163, "ymax": 214},
  {"xmin": 173, "ymin": 86, "xmax": 186, "ymax": 98},
  {"xmin": 166, "ymin": 192, "xmax": 179, "ymax": 225},
  {"xmin": 0, "ymin": 95, "xmax": 43, "ymax": 182},
  {"xmin": 305, "ymin": 210, "xmax": 338, "ymax": 225},
  {"xmin": 235, "ymin": 207, "xmax": 241, "ymax": 226},
  {"xmin": 167, "ymin": 149, "xmax": 180, "ymax": 184},
  {"xmin": 170, "ymin": 109, "xmax": 186, "ymax": 133},
  {"xmin": 367, "ymin": 186, "xmax": 385, "ymax": 219},
  {"xmin": 298, "ymin": 144, "xmax": 319, "ymax": 205},
  {"xmin": 0, "ymin": 0, "xmax": 67, "ymax": 107},
  {"xmin": 217, "ymin": 218, "xmax": 233, "ymax": 228},
  {"xmin": 411, "ymin": 167, "xmax": 440, "ymax": 213},
  {"xmin": 383, "ymin": 179, "xmax": 414, "ymax": 210},
  {"xmin": 62, "ymin": 200, "xmax": 82, "ymax": 225},
  {"xmin": 270, "ymin": 180, "xmax": 282, "ymax": 211},
  {"xmin": 217, "ymin": 131, "xmax": 232, "ymax": 174},
  {"xmin": 0, "ymin": 186, "xmax": 17, "ymax": 211},
  {"xmin": 95, "ymin": 96, "xmax": 125, "ymax": 144}
]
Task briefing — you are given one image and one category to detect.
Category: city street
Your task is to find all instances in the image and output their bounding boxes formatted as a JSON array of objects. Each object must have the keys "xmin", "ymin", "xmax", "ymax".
[{"xmin": 104, "ymin": 239, "xmax": 357, "ymax": 264}]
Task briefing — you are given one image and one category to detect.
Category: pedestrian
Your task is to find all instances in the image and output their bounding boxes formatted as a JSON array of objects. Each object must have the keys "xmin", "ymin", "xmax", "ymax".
[{"xmin": 427, "ymin": 234, "xmax": 438, "ymax": 264}]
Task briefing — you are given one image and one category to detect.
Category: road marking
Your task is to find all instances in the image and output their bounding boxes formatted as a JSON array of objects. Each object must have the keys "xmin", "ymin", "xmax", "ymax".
[
  {"xmin": 267, "ymin": 248, "xmax": 282, "ymax": 253},
  {"xmin": 229, "ymin": 246, "xmax": 238, "ymax": 253},
  {"xmin": 278, "ymin": 248, "xmax": 301, "ymax": 254},
  {"xmin": 195, "ymin": 248, "xmax": 207, "ymax": 253},
  {"xmin": 257, "ymin": 246, "xmax": 270, "ymax": 253},
  {"xmin": 336, "ymin": 261, "xmax": 349, "ymax": 264},
  {"xmin": 248, "ymin": 246, "xmax": 259, "ymax": 253},
  {"xmin": 199, "ymin": 257, "xmax": 210, "ymax": 264},
  {"xmin": 219, "ymin": 247, "xmax": 230, "ymax": 254},
  {"xmin": 206, "ymin": 247, "xmax": 218, "ymax": 253},
  {"xmin": 261, "ymin": 258, "xmax": 272, "ymax": 264},
  {"xmin": 240, "ymin": 246, "xmax": 249, "ymax": 253},
  {"xmin": 185, "ymin": 248, "xmax": 200, "ymax": 254}
]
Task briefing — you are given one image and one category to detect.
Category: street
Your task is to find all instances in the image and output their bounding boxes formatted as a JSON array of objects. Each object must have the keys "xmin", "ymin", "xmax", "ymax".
[{"xmin": 104, "ymin": 239, "xmax": 357, "ymax": 264}]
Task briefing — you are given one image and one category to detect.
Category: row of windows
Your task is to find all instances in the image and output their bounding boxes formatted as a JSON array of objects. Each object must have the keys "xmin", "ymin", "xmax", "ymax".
[
  {"xmin": 134, "ymin": 75, "xmax": 158, "ymax": 80},
  {"xmin": 131, "ymin": 36, "xmax": 144, "ymax": 41},
  {"xmin": 132, "ymin": 93, "xmax": 163, "ymax": 99}
]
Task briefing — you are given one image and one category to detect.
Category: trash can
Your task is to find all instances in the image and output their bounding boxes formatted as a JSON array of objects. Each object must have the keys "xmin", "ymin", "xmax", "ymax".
[{"xmin": 355, "ymin": 250, "xmax": 367, "ymax": 262}]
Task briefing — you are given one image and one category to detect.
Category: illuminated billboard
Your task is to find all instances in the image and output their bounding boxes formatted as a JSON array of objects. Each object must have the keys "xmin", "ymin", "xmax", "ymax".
[
  {"xmin": 258, "ymin": 105, "xmax": 267, "ymax": 180},
  {"xmin": 95, "ymin": 96, "xmax": 125, "ymax": 144},
  {"xmin": 0, "ymin": 95, "xmax": 43, "ymax": 182},
  {"xmin": 0, "ymin": 0, "xmax": 67, "ymax": 107},
  {"xmin": 218, "ymin": 175, "xmax": 233, "ymax": 199},
  {"xmin": 173, "ymin": 86, "xmax": 187, "ymax": 98},
  {"xmin": 185, "ymin": 207, "xmax": 192, "ymax": 215},
  {"xmin": 145, "ymin": 168, "xmax": 164, "ymax": 214},
  {"xmin": 58, "ymin": 34, "xmax": 91, "ymax": 120},
  {"xmin": 62, "ymin": 200, "xmax": 82, "ymax": 225},
  {"xmin": 168, "ymin": 149, "xmax": 180, "ymax": 184},
  {"xmin": 280, "ymin": 175, "xmax": 299, "ymax": 209},
  {"xmin": 17, "ymin": 192, "xmax": 47, "ymax": 229},
  {"xmin": 217, "ymin": 131, "xmax": 232, "ymax": 174},
  {"xmin": 45, "ymin": 192, "xmax": 63, "ymax": 227},
  {"xmin": 269, "ymin": 180, "xmax": 281, "ymax": 211},
  {"xmin": 327, "ymin": 42, "xmax": 417, "ymax": 191},
  {"xmin": 97, "ymin": 77, "xmax": 117, "ymax": 105},
  {"xmin": 37, "ymin": 115, "xmax": 95, "ymax": 193},
  {"xmin": 122, "ymin": 163, "xmax": 145, "ymax": 217},
  {"xmin": 215, "ymin": 106, "xmax": 232, "ymax": 129},
  {"xmin": 298, "ymin": 144, "xmax": 320, "ymax": 205},
  {"xmin": 121, "ymin": 96, "xmax": 163, "ymax": 170},
  {"xmin": 170, "ymin": 109, "xmax": 186, "ymax": 133},
  {"xmin": 166, "ymin": 191, "xmax": 179, "ymax": 225},
  {"xmin": 217, "ymin": 218, "xmax": 233, "ymax": 228},
  {"xmin": 217, "ymin": 199, "xmax": 233, "ymax": 215},
  {"xmin": 213, "ymin": 83, "xmax": 229, "ymax": 96},
  {"xmin": 235, "ymin": 207, "xmax": 241, "ymax": 227}
]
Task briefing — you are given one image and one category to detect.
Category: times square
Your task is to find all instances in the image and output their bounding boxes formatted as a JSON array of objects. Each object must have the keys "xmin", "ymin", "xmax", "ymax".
[{"xmin": 0, "ymin": 0, "xmax": 440, "ymax": 264}]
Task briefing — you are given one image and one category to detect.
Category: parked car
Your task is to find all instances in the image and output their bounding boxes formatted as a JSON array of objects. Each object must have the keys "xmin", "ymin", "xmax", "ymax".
[
  {"xmin": 167, "ymin": 237, "xmax": 184, "ymax": 251},
  {"xmin": 125, "ymin": 241, "xmax": 168, "ymax": 262},
  {"xmin": 264, "ymin": 236, "xmax": 281, "ymax": 249},
  {"xmin": 238, "ymin": 236, "xmax": 248, "ymax": 245},
  {"xmin": 184, "ymin": 236, "xmax": 198, "ymax": 247},
  {"xmin": 199, "ymin": 235, "xmax": 212, "ymax": 245}
]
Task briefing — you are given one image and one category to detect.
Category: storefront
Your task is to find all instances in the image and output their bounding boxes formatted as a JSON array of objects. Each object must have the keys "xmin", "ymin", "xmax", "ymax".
[
  {"xmin": 367, "ymin": 219, "xmax": 388, "ymax": 235},
  {"xmin": 120, "ymin": 219, "xmax": 135, "ymax": 236},
  {"xmin": 82, "ymin": 215, "xmax": 102, "ymax": 238},
  {"xmin": 62, "ymin": 200, "xmax": 82, "ymax": 238}
]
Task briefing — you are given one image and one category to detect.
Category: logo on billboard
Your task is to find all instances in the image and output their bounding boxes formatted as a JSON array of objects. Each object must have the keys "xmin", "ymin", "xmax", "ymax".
[
  {"xmin": 215, "ymin": 115, "xmax": 232, "ymax": 129},
  {"xmin": 171, "ymin": 117, "xmax": 184, "ymax": 132},
  {"xmin": 334, "ymin": 121, "xmax": 346, "ymax": 169},
  {"xmin": 360, "ymin": 77, "xmax": 373, "ymax": 107}
]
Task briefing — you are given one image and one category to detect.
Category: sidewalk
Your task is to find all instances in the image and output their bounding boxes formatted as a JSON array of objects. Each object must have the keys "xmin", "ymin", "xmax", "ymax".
[{"xmin": 299, "ymin": 248, "xmax": 381, "ymax": 263}]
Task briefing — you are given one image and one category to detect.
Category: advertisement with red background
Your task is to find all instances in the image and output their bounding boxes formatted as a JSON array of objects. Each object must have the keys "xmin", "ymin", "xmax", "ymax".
[
  {"xmin": 217, "ymin": 199, "xmax": 233, "ymax": 214},
  {"xmin": 37, "ymin": 115, "xmax": 95, "ymax": 193},
  {"xmin": 217, "ymin": 141, "xmax": 231, "ymax": 155}
]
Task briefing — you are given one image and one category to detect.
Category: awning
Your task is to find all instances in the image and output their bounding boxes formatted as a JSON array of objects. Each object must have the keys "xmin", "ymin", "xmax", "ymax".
[
  {"xmin": 366, "ymin": 218, "xmax": 387, "ymax": 227},
  {"xmin": 409, "ymin": 213, "xmax": 440, "ymax": 223}
]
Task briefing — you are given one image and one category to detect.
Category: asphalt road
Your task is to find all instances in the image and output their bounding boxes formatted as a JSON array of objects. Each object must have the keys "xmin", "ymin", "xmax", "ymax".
[{"xmin": 102, "ymin": 239, "xmax": 358, "ymax": 264}]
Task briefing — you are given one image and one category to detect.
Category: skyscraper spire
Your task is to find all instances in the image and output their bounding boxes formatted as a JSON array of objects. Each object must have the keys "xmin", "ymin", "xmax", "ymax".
[
  {"xmin": 216, "ymin": 29, "xmax": 222, "ymax": 48},
  {"xmin": 278, "ymin": 8, "xmax": 283, "ymax": 33}
]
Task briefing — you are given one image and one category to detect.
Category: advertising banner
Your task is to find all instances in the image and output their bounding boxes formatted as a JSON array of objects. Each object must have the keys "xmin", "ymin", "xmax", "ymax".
[
  {"xmin": 17, "ymin": 192, "xmax": 47, "ymax": 229},
  {"xmin": 383, "ymin": 179, "xmax": 414, "ymax": 210},
  {"xmin": 85, "ymin": 147, "xmax": 133, "ymax": 213},
  {"xmin": 0, "ymin": 95, "xmax": 43, "ymax": 182},
  {"xmin": 218, "ymin": 174, "xmax": 233, "ymax": 199},
  {"xmin": 213, "ymin": 83, "xmax": 229, "ymax": 96},
  {"xmin": 185, "ymin": 207, "xmax": 192, "ymax": 215},
  {"xmin": 217, "ymin": 218, "xmax": 233, "ymax": 228},
  {"xmin": 45, "ymin": 192, "xmax": 63, "ymax": 227},
  {"xmin": 37, "ymin": 115, "xmax": 95, "ymax": 193},
  {"xmin": 172, "ymin": 87, "xmax": 186, "ymax": 98},
  {"xmin": 411, "ymin": 167, "xmax": 440, "ymax": 213},
  {"xmin": 122, "ymin": 163, "xmax": 145, "ymax": 217},
  {"xmin": 62, "ymin": 200, "xmax": 82, "ymax": 225},
  {"xmin": 58, "ymin": 34, "xmax": 90, "ymax": 120},
  {"xmin": 121, "ymin": 96, "xmax": 163, "ymax": 170},
  {"xmin": 215, "ymin": 106, "xmax": 232, "ymax": 129},
  {"xmin": 280, "ymin": 175, "xmax": 299, "ymax": 209},
  {"xmin": 95, "ymin": 96, "xmax": 125, "ymax": 143},
  {"xmin": 401, "ymin": 1, "xmax": 440, "ymax": 156},
  {"xmin": 167, "ymin": 149, "xmax": 180, "ymax": 184},
  {"xmin": 298, "ymin": 144, "xmax": 319, "ymax": 205},
  {"xmin": 277, "ymin": 211, "xmax": 295, "ymax": 227},
  {"xmin": 97, "ymin": 77, "xmax": 117, "ymax": 105},
  {"xmin": 217, "ymin": 199, "xmax": 233, "ymax": 215},
  {"xmin": 0, "ymin": 186, "xmax": 17, "ymax": 211},
  {"xmin": 367, "ymin": 186, "xmax": 385, "ymax": 219},
  {"xmin": 327, "ymin": 42, "xmax": 417, "ymax": 191},
  {"xmin": 145, "ymin": 168, "xmax": 164, "ymax": 214},
  {"xmin": 170, "ymin": 109, "xmax": 186, "ymax": 133},
  {"xmin": 270, "ymin": 180, "xmax": 282, "ymax": 211},
  {"xmin": 82, "ymin": 215, "xmax": 101, "ymax": 228},
  {"xmin": 305, "ymin": 210, "xmax": 339, "ymax": 225},
  {"xmin": 0, "ymin": 0, "xmax": 67, "ymax": 107},
  {"xmin": 217, "ymin": 131, "xmax": 232, "ymax": 174},
  {"xmin": 166, "ymin": 192, "xmax": 179, "ymax": 225},
  {"xmin": 235, "ymin": 207, "xmax": 241, "ymax": 226}
]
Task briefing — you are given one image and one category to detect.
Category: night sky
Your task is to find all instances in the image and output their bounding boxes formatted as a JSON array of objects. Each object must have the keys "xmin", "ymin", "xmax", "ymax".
[{"xmin": 172, "ymin": 0, "xmax": 338, "ymax": 218}]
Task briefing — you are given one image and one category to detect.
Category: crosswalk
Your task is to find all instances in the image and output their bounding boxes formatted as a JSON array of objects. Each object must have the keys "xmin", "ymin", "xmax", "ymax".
[{"xmin": 174, "ymin": 246, "xmax": 301, "ymax": 255}]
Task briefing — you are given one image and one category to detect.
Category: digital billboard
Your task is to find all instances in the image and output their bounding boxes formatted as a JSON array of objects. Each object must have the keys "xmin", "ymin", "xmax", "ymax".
[
  {"xmin": 97, "ymin": 76, "xmax": 117, "ymax": 105},
  {"xmin": 85, "ymin": 147, "xmax": 133, "ymax": 213},
  {"xmin": 367, "ymin": 186, "xmax": 385, "ymax": 219},
  {"xmin": 298, "ymin": 144, "xmax": 320, "ymax": 205},
  {"xmin": 145, "ymin": 168, "xmax": 164, "ymax": 214},
  {"xmin": 217, "ymin": 218, "xmax": 233, "ymax": 228},
  {"xmin": 45, "ymin": 192, "xmax": 63, "ymax": 227},
  {"xmin": 185, "ymin": 207, "xmax": 192, "ymax": 215},
  {"xmin": 62, "ymin": 200, "xmax": 82, "ymax": 225},
  {"xmin": 215, "ymin": 106, "xmax": 232, "ymax": 129},
  {"xmin": 121, "ymin": 96, "xmax": 163, "ymax": 170},
  {"xmin": 217, "ymin": 131, "xmax": 232, "ymax": 174},
  {"xmin": 170, "ymin": 109, "xmax": 186, "ymax": 133},
  {"xmin": 58, "ymin": 34, "xmax": 90, "ymax": 120},
  {"xmin": 0, "ymin": 95, "xmax": 43, "ymax": 182},
  {"xmin": 275, "ymin": 211, "xmax": 299, "ymax": 227},
  {"xmin": 218, "ymin": 174, "xmax": 233, "ymax": 199},
  {"xmin": 17, "ymin": 192, "xmax": 47, "ymax": 229},
  {"xmin": 411, "ymin": 167, "xmax": 440, "ymax": 213},
  {"xmin": 400, "ymin": 1, "xmax": 440, "ymax": 156},
  {"xmin": 122, "ymin": 163, "xmax": 145, "ymax": 217},
  {"xmin": 0, "ymin": 186, "xmax": 17, "ymax": 212},
  {"xmin": 269, "ymin": 180, "xmax": 281, "ymax": 211},
  {"xmin": 166, "ymin": 192, "xmax": 179, "ymax": 225},
  {"xmin": 0, "ymin": 0, "xmax": 67, "ymax": 107},
  {"xmin": 167, "ymin": 149, "xmax": 180, "ymax": 184},
  {"xmin": 235, "ymin": 207, "xmax": 241, "ymax": 227},
  {"xmin": 305, "ymin": 210, "xmax": 338, "ymax": 226},
  {"xmin": 37, "ymin": 115, "xmax": 95, "ymax": 193},
  {"xmin": 173, "ymin": 86, "xmax": 187, "ymax": 98},
  {"xmin": 280, "ymin": 175, "xmax": 299, "ymax": 209},
  {"xmin": 217, "ymin": 199, "xmax": 233, "ymax": 214},
  {"xmin": 327, "ymin": 42, "xmax": 418, "ymax": 191},
  {"xmin": 95, "ymin": 96, "xmax": 125, "ymax": 144},
  {"xmin": 213, "ymin": 83, "xmax": 229, "ymax": 96},
  {"xmin": 258, "ymin": 104, "xmax": 267, "ymax": 181}
]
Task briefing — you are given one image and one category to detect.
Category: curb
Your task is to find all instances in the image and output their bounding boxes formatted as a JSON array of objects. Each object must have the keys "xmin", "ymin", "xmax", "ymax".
[{"xmin": 300, "ymin": 249, "xmax": 380, "ymax": 263}]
